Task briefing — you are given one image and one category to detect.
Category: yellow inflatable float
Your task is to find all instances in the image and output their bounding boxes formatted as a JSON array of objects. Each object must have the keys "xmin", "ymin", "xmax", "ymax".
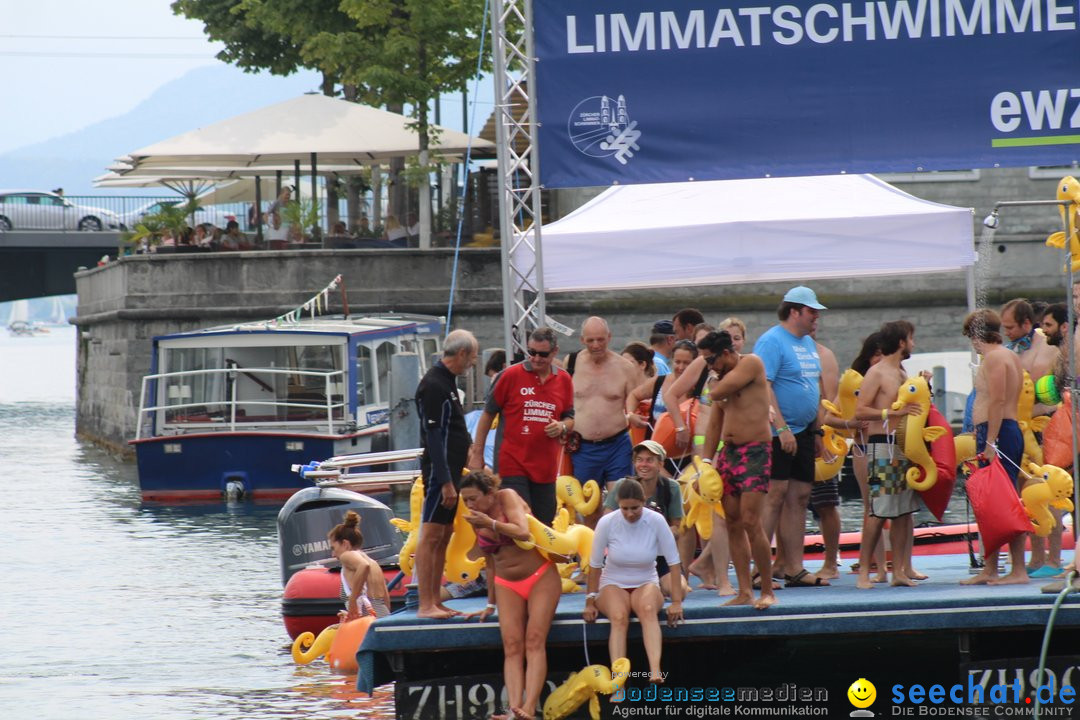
[
  {"xmin": 542, "ymin": 657, "xmax": 630, "ymax": 720},
  {"xmin": 891, "ymin": 377, "xmax": 946, "ymax": 491},
  {"xmin": 556, "ymin": 562, "xmax": 582, "ymax": 593},
  {"xmin": 1021, "ymin": 480, "xmax": 1055, "ymax": 537},
  {"xmin": 678, "ymin": 455, "xmax": 726, "ymax": 510},
  {"xmin": 555, "ymin": 475, "xmax": 601, "ymax": 516},
  {"xmin": 514, "ymin": 514, "xmax": 594, "ymax": 567},
  {"xmin": 445, "ymin": 496, "xmax": 485, "ymax": 582},
  {"xmin": 1024, "ymin": 460, "xmax": 1075, "ymax": 513},
  {"xmin": 291, "ymin": 615, "xmax": 376, "ymax": 673},
  {"xmin": 389, "ymin": 477, "xmax": 424, "ymax": 577},
  {"xmin": 821, "ymin": 369, "xmax": 863, "ymax": 439},
  {"xmin": 1045, "ymin": 176, "xmax": 1080, "ymax": 274},
  {"xmin": 680, "ymin": 479, "xmax": 714, "ymax": 540},
  {"xmin": 1017, "ymin": 370, "xmax": 1051, "ymax": 466},
  {"xmin": 814, "ymin": 425, "xmax": 850, "ymax": 483}
]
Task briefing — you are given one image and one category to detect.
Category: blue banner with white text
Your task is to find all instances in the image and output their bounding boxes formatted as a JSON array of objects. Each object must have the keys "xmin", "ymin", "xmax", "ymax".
[{"xmin": 533, "ymin": 0, "xmax": 1080, "ymax": 187}]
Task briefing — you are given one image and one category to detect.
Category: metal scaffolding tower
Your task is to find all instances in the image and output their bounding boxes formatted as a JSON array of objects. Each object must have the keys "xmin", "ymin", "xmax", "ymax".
[{"xmin": 491, "ymin": 0, "xmax": 545, "ymax": 356}]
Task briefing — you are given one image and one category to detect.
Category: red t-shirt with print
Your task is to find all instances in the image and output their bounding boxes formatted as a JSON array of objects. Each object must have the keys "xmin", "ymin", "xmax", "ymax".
[{"xmin": 487, "ymin": 362, "xmax": 574, "ymax": 484}]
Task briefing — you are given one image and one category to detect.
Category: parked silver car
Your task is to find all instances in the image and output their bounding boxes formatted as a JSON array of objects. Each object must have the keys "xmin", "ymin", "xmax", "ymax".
[{"xmin": 0, "ymin": 190, "xmax": 122, "ymax": 231}]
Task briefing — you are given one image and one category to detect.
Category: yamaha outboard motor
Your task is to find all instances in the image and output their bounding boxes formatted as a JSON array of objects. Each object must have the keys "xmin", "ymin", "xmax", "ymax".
[
  {"xmin": 277, "ymin": 486, "xmax": 403, "ymax": 585},
  {"xmin": 278, "ymin": 487, "xmax": 405, "ymax": 639}
]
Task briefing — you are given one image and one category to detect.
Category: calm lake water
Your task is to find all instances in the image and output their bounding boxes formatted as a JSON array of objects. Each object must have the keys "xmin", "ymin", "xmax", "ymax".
[{"xmin": 0, "ymin": 326, "xmax": 395, "ymax": 719}]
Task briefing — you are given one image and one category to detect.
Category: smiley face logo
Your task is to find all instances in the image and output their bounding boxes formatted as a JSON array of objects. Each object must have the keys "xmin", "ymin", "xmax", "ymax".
[{"xmin": 847, "ymin": 678, "xmax": 876, "ymax": 709}]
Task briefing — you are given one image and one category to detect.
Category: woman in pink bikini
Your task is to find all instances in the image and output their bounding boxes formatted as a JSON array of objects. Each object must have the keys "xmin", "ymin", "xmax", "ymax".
[{"xmin": 461, "ymin": 470, "xmax": 561, "ymax": 720}]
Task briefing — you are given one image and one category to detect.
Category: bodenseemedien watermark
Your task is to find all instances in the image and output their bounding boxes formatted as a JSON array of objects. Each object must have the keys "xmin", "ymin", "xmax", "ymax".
[{"xmin": 610, "ymin": 683, "xmax": 830, "ymax": 717}]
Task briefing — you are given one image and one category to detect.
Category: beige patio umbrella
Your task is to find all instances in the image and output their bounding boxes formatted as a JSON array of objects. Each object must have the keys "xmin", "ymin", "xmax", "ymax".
[
  {"xmin": 119, "ymin": 94, "xmax": 492, "ymax": 246},
  {"xmin": 123, "ymin": 94, "xmax": 493, "ymax": 169}
]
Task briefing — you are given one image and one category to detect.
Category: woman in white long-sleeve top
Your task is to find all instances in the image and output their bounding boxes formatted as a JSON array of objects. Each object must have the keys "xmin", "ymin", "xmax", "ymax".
[{"xmin": 583, "ymin": 479, "xmax": 684, "ymax": 683}]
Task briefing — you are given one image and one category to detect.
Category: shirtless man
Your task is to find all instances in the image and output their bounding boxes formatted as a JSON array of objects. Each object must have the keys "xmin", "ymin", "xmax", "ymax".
[
  {"xmin": 854, "ymin": 321, "xmax": 922, "ymax": 590},
  {"xmin": 1001, "ymin": 298, "xmax": 1058, "ymax": 416},
  {"xmin": 961, "ymin": 309, "xmax": 1028, "ymax": 586},
  {"xmin": 1032, "ymin": 302, "xmax": 1070, "ymax": 575},
  {"xmin": 700, "ymin": 330, "xmax": 777, "ymax": 610},
  {"xmin": 564, "ymin": 317, "xmax": 639, "ymax": 522}
]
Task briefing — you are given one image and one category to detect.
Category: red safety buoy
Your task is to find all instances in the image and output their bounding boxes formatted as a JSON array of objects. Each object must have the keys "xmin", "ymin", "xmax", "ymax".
[{"xmin": 282, "ymin": 566, "xmax": 341, "ymax": 640}]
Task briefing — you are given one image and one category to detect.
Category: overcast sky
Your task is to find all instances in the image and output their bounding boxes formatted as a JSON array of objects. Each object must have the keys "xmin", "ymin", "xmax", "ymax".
[
  {"xmin": 0, "ymin": 0, "xmax": 229, "ymax": 154},
  {"xmin": 0, "ymin": 0, "xmax": 491, "ymax": 154}
]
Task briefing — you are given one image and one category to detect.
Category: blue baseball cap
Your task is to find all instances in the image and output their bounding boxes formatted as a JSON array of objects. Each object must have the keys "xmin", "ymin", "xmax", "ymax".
[
  {"xmin": 782, "ymin": 286, "xmax": 826, "ymax": 309},
  {"xmin": 651, "ymin": 320, "xmax": 675, "ymax": 335}
]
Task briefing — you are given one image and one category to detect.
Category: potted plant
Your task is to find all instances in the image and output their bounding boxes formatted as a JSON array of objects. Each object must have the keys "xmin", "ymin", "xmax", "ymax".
[
  {"xmin": 281, "ymin": 198, "xmax": 321, "ymax": 245},
  {"xmin": 120, "ymin": 202, "xmax": 193, "ymax": 254}
]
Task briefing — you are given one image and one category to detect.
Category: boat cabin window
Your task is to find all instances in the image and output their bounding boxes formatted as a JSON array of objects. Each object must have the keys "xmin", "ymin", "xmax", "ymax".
[
  {"xmin": 376, "ymin": 341, "xmax": 396, "ymax": 404},
  {"xmin": 422, "ymin": 338, "xmax": 438, "ymax": 365},
  {"xmin": 161, "ymin": 341, "xmax": 345, "ymax": 423},
  {"xmin": 356, "ymin": 345, "xmax": 373, "ymax": 407}
]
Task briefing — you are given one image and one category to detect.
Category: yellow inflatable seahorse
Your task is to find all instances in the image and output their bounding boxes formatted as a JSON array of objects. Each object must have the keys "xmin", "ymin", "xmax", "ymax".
[
  {"xmin": 514, "ymin": 515, "xmax": 594, "ymax": 567},
  {"xmin": 821, "ymin": 369, "xmax": 863, "ymax": 440},
  {"xmin": 292, "ymin": 625, "xmax": 337, "ymax": 665},
  {"xmin": 1024, "ymin": 460, "xmax": 1075, "ymax": 513},
  {"xmin": 678, "ymin": 455, "xmax": 726, "ymax": 512},
  {"xmin": 680, "ymin": 479, "xmax": 714, "ymax": 540},
  {"xmin": 1045, "ymin": 176, "xmax": 1080, "ymax": 274},
  {"xmin": 445, "ymin": 496, "xmax": 485, "ymax": 582},
  {"xmin": 556, "ymin": 562, "xmax": 581, "ymax": 593},
  {"xmin": 814, "ymin": 425, "xmax": 850, "ymax": 483},
  {"xmin": 1021, "ymin": 479, "xmax": 1055, "ymax": 537},
  {"xmin": 891, "ymin": 376, "xmax": 947, "ymax": 491},
  {"xmin": 389, "ymin": 476, "xmax": 424, "ymax": 577},
  {"xmin": 954, "ymin": 433, "xmax": 977, "ymax": 466},
  {"xmin": 542, "ymin": 657, "xmax": 631, "ymax": 720},
  {"xmin": 555, "ymin": 475, "xmax": 601, "ymax": 516},
  {"xmin": 552, "ymin": 506, "xmax": 572, "ymax": 533},
  {"xmin": 1018, "ymin": 370, "xmax": 1051, "ymax": 466}
]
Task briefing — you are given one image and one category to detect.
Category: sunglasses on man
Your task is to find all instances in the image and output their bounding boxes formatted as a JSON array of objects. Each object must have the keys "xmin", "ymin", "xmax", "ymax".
[{"xmin": 527, "ymin": 348, "xmax": 553, "ymax": 358}]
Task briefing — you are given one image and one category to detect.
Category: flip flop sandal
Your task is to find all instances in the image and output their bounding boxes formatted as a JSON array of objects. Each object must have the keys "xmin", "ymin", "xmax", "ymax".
[{"xmin": 784, "ymin": 569, "xmax": 829, "ymax": 587}]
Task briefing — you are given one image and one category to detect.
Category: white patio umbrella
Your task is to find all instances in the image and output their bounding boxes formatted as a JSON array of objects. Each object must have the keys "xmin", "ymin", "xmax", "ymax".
[
  {"xmin": 118, "ymin": 94, "xmax": 492, "ymax": 247},
  {"xmin": 122, "ymin": 94, "xmax": 493, "ymax": 169}
]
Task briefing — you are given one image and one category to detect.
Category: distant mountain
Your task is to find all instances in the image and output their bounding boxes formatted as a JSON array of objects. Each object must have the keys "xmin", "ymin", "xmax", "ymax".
[{"xmin": 0, "ymin": 64, "xmax": 321, "ymax": 195}]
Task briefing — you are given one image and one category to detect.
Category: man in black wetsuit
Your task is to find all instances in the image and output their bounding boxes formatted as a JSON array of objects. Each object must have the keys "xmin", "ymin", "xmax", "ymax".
[{"xmin": 414, "ymin": 328, "xmax": 478, "ymax": 618}]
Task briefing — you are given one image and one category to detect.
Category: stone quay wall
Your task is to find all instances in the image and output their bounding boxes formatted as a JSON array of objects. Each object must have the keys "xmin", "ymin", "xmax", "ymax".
[{"xmin": 73, "ymin": 225, "xmax": 1070, "ymax": 456}]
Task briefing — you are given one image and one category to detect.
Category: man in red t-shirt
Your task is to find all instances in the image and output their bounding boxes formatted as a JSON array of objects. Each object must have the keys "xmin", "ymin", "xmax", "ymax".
[{"xmin": 468, "ymin": 327, "xmax": 575, "ymax": 523}]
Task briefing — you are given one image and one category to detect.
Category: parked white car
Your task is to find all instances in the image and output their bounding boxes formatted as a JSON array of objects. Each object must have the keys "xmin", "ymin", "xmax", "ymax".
[
  {"xmin": 0, "ymin": 190, "xmax": 122, "ymax": 231},
  {"xmin": 120, "ymin": 200, "xmax": 237, "ymax": 232}
]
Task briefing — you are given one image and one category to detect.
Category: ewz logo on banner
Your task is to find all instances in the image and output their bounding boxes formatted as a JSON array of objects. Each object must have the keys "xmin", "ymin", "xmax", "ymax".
[
  {"xmin": 568, "ymin": 94, "xmax": 642, "ymax": 165},
  {"xmin": 990, "ymin": 87, "xmax": 1080, "ymax": 146}
]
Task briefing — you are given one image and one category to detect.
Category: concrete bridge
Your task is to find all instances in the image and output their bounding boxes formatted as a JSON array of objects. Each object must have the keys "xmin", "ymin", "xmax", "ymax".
[{"xmin": 1, "ymin": 231, "xmax": 121, "ymax": 302}]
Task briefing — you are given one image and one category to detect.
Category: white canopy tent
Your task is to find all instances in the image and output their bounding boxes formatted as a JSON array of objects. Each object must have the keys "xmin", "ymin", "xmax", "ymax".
[{"xmin": 538, "ymin": 174, "xmax": 975, "ymax": 293}]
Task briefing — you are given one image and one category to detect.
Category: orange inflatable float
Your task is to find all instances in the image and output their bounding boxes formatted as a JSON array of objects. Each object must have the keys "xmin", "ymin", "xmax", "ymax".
[
  {"xmin": 652, "ymin": 399, "xmax": 699, "ymax": 460},
  {"xmin": 291, "ymin": 614, "xmax": 375, "ymax": 673},
  {"xmin": 1043, "ymin": 391, "xmax": 1074, "ymax": 469}
]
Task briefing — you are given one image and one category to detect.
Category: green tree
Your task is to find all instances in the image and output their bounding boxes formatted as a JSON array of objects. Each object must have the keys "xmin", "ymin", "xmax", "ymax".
[{"xmin": 171, "ymin": 0, "xmax": 305, "ymax": 76}]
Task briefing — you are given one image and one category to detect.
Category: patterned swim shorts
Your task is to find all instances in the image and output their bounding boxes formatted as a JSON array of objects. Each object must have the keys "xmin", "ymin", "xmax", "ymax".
[
  {"xmin": 718, "ymin": 440, "xmax": 773, "ymax": 495},
  {"xmin": 867, "ymin": 435, "xmax": 921, "ymax": 518}
]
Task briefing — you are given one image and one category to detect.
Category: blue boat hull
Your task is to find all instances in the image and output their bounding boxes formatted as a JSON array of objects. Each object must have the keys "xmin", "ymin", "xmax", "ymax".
[{"xmin": 133, "ymin": 431, "xmax": 375, "ymax": 502}]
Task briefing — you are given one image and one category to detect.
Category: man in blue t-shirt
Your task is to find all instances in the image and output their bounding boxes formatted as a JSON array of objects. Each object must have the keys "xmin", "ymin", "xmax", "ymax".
[{"xmin": 752, "ymin": 286, "xmax": 829, "ymax": 588}]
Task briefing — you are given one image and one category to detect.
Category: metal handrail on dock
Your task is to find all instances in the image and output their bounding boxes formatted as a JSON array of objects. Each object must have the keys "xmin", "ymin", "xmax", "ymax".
[
  {"xmin": 135, "ymin": 366, "xmax": 350, "ymax": 440},
  {"xmin": 293, "ymin": 448, "xmax": 423, "ymax": 491}
]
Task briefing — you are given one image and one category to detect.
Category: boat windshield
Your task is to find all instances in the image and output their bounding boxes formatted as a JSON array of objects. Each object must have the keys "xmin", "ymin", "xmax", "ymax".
[{"xmin": 158, "ymin": 341, "xmax": 346, "ymax": 424}]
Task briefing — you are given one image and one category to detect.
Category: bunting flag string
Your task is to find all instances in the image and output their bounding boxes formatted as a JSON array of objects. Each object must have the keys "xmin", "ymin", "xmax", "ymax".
[{"xmin": 272, "ymin": 275, "xmax": 342, "ymax": 325}]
